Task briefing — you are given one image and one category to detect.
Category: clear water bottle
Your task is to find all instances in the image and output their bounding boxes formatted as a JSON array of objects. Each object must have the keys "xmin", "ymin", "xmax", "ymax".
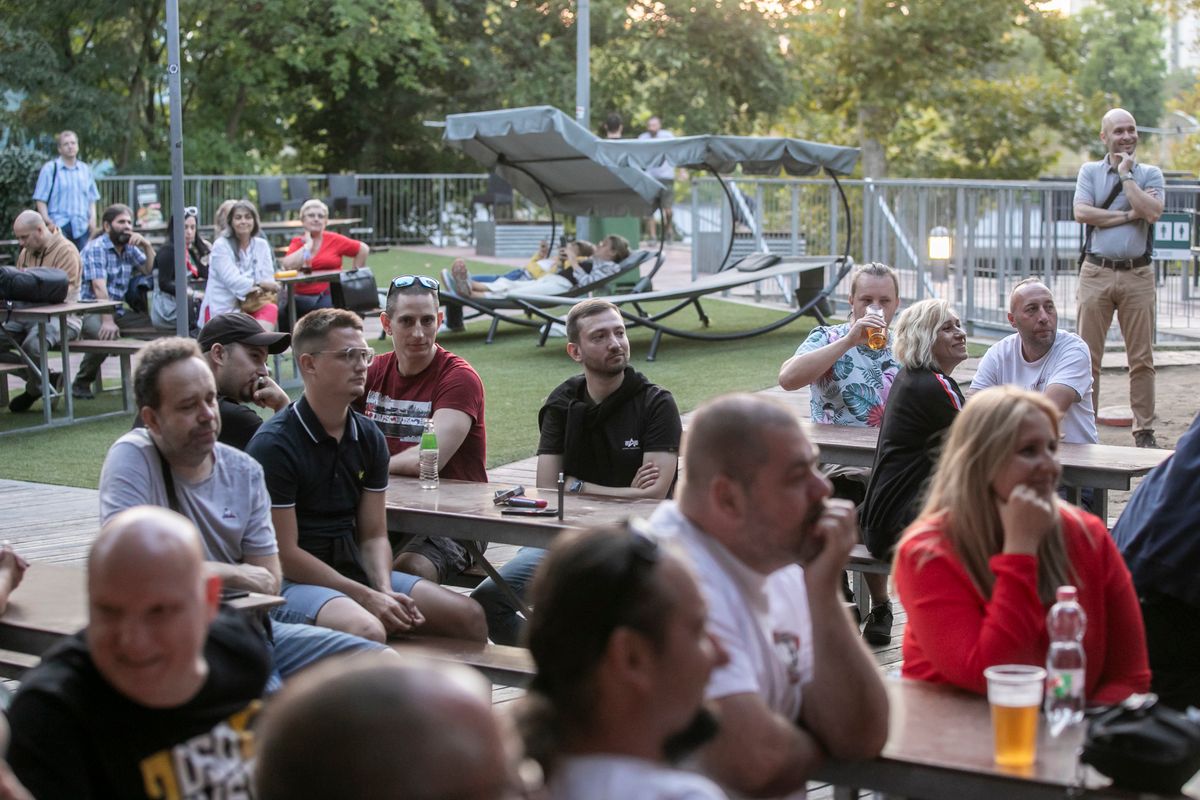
[
  {"xmin": 418, "ymin": 419, "xmax": 438, "ymax": 490},
  {"xmin": 1045, "ymin": 585, "xmax": 1087, "ymax": 736}
]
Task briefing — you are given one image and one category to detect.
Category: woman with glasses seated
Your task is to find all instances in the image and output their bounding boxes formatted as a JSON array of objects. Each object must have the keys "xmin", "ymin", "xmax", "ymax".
[
  {"xmin": 278, "ymin": 199, "xmax": 370, "ymax": 322},
  {"xmin": 893, "ymin": 386, "xmax": 1151, "ymax": 705},
  {"xmin": 150, "ymin": 207, "xmax": 210, "ymax": 333},
  {"xmin": 201, "ymin": 200, "xmax": 280, "ymax": 332}
]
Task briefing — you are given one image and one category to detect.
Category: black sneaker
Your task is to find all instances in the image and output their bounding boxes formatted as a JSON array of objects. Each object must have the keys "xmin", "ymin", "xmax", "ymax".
[
  {"xmin": 1133, "ymin": 430, "xmax": 1158, "ymax": 448},
  {"xmin": 7, "ymin": 391, "xmax": 35, "ymax": 413},
  {"xmin": 862, "ymin": 602, "xmax": 894, "ymax": 646},
  {"xmin": 71, "ymin": 381, "xmax": 94, "ymax": 400}
]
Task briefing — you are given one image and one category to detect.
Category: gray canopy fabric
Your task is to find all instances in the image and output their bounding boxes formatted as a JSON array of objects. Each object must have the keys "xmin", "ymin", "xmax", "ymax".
[
  {"xmin": 443, "ymin": 106, "xmax": 667, "ymax": 217},
  {"xmin": 593, "ymin": 134, "xmax": 860, "ymax": 177}
]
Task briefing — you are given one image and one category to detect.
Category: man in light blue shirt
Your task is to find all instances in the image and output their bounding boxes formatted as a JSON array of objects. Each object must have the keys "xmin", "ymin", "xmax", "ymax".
[{"xmin": 32, "ymin": 130, "xmax": 100, "ymax": 251}]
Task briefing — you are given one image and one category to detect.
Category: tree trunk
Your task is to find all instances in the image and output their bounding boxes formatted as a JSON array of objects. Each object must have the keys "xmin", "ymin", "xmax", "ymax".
[{"xmin": 857, "ymin": 105, "xmax": 888, "ymax": 178}]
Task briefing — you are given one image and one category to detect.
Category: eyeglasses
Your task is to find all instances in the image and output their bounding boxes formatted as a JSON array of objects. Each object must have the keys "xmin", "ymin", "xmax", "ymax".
[
  {"xmin": 311, "ymin": 347, "xmax": 375, "ymax": 366},
  {"xmin": 386, "ymin": 274, "xmax": 440, "ymax": 299},
  {"xmin": 183, "ymin": 206, "xmax": 199, "ymax": 218}
]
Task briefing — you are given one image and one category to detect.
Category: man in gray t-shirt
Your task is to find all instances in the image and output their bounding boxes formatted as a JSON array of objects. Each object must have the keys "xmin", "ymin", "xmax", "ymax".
[
  {"xmin": 1073, "ymin": 107, "xmax": 1164, "ymax": 448},
  {"xmin": 98, "ymin": 336, "xmax": 381, "ymax": 690}
]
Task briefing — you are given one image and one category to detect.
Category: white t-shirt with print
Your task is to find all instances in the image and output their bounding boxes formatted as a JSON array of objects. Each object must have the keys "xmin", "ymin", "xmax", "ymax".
[
  {"xmin": 649, "ymin": 502, "xmax": 814, "ymax": 723},
  {"xmin": 971, "ymin": 330, "xmax": 1098, "ymax": 444},
  {"xmin": 550, "ymin": 754, "xmax": 727, "ymax": 800}
]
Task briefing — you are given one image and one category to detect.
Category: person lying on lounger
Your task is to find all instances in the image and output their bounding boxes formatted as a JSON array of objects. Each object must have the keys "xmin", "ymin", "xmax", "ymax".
[{"xmin": 445, "ymin": 235, "xmax": 630, "ymax": 299}]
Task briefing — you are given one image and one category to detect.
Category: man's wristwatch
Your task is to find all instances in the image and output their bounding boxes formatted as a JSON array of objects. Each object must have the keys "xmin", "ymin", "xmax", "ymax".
[
  {"xmin": 568, "ymin": 479, "xmax": 584, "ymax": 494},
  {"xmin": 1119, "ymin": 171, "xmax": 1134, "ymax": 182}
]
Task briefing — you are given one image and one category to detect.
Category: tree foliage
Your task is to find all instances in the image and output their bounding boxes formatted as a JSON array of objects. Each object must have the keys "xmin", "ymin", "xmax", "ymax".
[
  {"xmin": 0, "ymin": 0, "xmax": 1130, "ymax": 179},
  {"xmin": 1078, "ymin": 0, "xmax": 1167, "ymax": 140}
]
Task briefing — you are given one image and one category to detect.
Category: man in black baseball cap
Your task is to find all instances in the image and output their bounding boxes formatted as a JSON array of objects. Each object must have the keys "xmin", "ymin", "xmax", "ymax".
[{"xmin": 199, "ymin": 312, "xmax": 293, "ymax": 450}]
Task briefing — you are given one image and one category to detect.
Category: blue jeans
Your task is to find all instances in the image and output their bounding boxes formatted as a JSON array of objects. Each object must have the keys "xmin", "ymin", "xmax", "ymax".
[
  {"xmin": 60, "ymin": 220, "xmax": 91, "ymax": 252},
  {"xmin": 470, "ymin": 547, "xmax": 544, "ymax": 646},
  {"xmin": 1057, "ymin": 485, "xmax": 1095, "ymax": 515},
  {"xmin": 265, "ymin": 620, "xmax": 385, "ymax": 693},
  {"xmin": 271, "ymin": 572, "xmax": 423, "ymax": 626},
  {"xmin": 472, "ymin": 268, "xmax": 527, "ymax": 283}
]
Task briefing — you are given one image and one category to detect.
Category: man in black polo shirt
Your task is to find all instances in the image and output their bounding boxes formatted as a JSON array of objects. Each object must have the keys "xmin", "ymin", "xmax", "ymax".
[
  {"xmin": 471, "ymin": 298, "xmax": 681, "ymax": 644},
  {"xmin": 246, "ymin": 308, "xmax": 486, "ymax": 643},
  {"xmin": 198, "ymin": 312, "xmax": 292, "ymax": 450}
]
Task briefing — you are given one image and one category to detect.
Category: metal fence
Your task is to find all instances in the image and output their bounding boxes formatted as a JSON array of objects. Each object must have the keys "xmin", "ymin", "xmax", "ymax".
[
  {"xmin": 95, "ymin": 173, "xmax": 541, "ymax": 246},
  {"xmin": 691, "ymin": 175, "xmax": 1200, "ymax": 339},
  {"xmin": 92, "ymin": 172, "xmax": 1200, "ymax": 338}
]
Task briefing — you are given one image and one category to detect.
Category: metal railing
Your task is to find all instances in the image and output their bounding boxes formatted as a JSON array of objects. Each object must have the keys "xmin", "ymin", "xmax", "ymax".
[
  {"xmin": 91, "ymin": 172, "xmax": 1200, "ymax": 338},
  {"xmin": 690, "ymin": 175, "xmax": 1200, "ymax": 339}
]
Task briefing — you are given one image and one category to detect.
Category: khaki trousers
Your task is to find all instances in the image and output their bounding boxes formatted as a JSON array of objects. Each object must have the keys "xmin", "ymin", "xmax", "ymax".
[{"xmin": 1076, "ymin": 262, "xmax": 1156, "ymax": 432}]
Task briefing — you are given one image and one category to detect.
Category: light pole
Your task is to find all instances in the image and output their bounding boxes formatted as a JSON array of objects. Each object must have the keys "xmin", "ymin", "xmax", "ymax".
[{"xmin": 575, "ymin": 0, "xmax": 590, "ymax": 241}]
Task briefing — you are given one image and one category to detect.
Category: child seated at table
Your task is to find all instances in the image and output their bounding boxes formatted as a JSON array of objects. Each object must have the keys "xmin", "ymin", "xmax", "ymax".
[{"xmin": 893, "ymin": 386, "xmax": 1150, "ymax": 705}]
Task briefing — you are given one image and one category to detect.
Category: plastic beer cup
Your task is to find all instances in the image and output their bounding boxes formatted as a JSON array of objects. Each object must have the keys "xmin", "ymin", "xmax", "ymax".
[
  {"xmin": 865, "ymin": 303, "xmax": 887, "ymax": 350},
  {"xmin": 984, "ymin": 665, "xmax": 1045, "ymax": 768}
]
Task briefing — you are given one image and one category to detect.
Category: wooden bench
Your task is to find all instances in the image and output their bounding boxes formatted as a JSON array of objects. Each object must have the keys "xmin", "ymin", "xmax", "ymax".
[
  {"xmin": 848, "ymin": 544, "xmax": 892, "ymax": 620},
  {"xmin": 71, "ymin": 339, "xmax": 149, "ymax": 410},
  {"xmin": 0, "ymin": 363, "xmax": 27, "ymax": 407},
  {"xmin": 390, "ymin": 635, "xmax": 535, "ymax": 687},
  {"xmin": 0, "ymin": 647, "xmax": 40, "ymax": 680}
]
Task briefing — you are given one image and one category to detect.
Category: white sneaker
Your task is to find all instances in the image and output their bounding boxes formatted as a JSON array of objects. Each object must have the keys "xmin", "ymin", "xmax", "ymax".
[
  {"xmin": 547, "ymin": 322, "xmax": 567, "ymax": 337},
  {"xmin": 437, "ymin": 322, "xmax": 464, "ymax": 334}
]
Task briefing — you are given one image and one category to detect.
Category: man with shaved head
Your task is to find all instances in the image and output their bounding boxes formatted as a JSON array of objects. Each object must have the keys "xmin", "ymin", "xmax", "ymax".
[
  {"xmin": 648, "ymin": 393, "xmax": 888, "ymax": 798},
  {"xmin": 256, "ymin": 651, "xmax": 517, "ymax": 800},
  {"xmin": 2, "ymin": 209, "xmax": 82, "ymax": 412},
  {"xmin": 1074, "ymin": 107, "xmax": 1164, "ymax": 448},
  {"xmin": 971, "ymin": 277, "xmax": 1098, "ymax": 445},
  {"xmin": 7, "ymin": 506, "xmax": 270, "ymax": 799}
]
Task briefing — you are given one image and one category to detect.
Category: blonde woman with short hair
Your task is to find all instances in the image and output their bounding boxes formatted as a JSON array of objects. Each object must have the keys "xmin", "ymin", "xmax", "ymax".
[
  {"xmin": 857, "ymin": 298, "xmax": 969, "ymax": 646},
  {"xmin": 893, "ymin": 386, "xmax": 1151, "ymax": 704}
]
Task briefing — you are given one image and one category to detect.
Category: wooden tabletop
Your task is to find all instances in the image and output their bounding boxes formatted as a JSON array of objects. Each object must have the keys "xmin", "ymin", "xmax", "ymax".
[
  {"xmin": 807, "ymin": 423, "xmax": 1171, "ymax": 490},
  {"xmin": 277, "ymin": 269, "xmax": 346, "ymax": 286},
  {"xmin": 0, "ymin": 563, "xmax": 284, "ymax": 657},
  {"xmin": 385, "ymin": 477, "xmax": 660, "ymax": 548},
  {"xmin": 816, "ymin": 677, "xmax": 1200, "ymax": 799},
  {"xmin": 7, "ymin": 299, "xmax": 122, "ymax": 319}
]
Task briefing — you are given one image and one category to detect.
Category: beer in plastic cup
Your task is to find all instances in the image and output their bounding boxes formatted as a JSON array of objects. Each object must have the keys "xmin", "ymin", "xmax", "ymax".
[
  {"xmin": 984, "ymin": 664, "xmax": 1045, "ymax": 768},
  {"xmin": 866, "ymin": 303, "xmax": 887, "ymax": 350}
]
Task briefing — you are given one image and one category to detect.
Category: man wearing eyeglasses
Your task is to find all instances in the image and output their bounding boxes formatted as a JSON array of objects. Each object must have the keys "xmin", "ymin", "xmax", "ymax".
[
  {"xmin": 354, "ymin": 274, "xmax": 488, "ymax": 585},
  {"xmin": 247, "ymin": 308, "xmax": 487, "ymax": 643}
]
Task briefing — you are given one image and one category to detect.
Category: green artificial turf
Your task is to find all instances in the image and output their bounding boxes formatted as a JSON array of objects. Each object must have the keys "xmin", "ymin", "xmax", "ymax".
[{"xmin": 0, "ymin": 246, "xmax": 986, "ymax": 489}]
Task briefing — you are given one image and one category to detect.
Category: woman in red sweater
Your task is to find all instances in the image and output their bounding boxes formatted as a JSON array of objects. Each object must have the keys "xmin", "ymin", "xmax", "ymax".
[
  {"xmin": 894, "ymin": 386, "xmax": 1150, "ymax": 705},
  {"xmin": 279, "ymin": 198, "xmax": 370, "ymax": 322}
]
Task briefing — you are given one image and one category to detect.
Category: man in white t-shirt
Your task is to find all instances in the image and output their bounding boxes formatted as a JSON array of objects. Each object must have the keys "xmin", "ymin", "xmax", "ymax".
[
  {"xmin": 649, "ymin": 394, "xmax": 889, "ymax": 798},
  {"xmin": 971, "ymin": 278, "xmax": 1098, "ymax": 445}
]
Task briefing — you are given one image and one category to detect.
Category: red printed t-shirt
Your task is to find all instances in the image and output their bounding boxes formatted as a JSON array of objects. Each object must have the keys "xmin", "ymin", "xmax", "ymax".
[
  {"xmin": 895, "ymin": 505, "xmax": 1151, "ymax": 705},
  {"xmin": 355, "ymin": 346, "xmax": 487, "ymax": 482},
  {"xmin": 285, "ymin": 230, "xmax": 362, "ymax": 295}
]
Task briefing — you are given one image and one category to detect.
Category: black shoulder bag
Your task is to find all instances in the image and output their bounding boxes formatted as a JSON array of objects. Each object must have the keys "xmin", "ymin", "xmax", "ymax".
[{"xmin": 1077, "ymin": 179, "xmax": 1125, "ymax": 269}]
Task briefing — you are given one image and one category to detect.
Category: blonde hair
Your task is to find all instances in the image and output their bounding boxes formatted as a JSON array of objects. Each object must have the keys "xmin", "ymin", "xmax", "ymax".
[
  {"xmin": 849, "ymin": 261, "xmax": 899, "ymax": 299},
  {"xmin": 893, "ymin": 298, "xmax": 955, "ymax": 371},
  {"xmin": 299, "ymin": 198, "xmax": 329, "ymax": 218},
  {"xmin": 901, "ymin": 386, "xmax": 1074, "ymax": 603}
]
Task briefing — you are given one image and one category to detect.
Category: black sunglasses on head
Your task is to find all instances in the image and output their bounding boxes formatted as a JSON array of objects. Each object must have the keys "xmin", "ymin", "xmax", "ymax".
[{"xmin": 387, "ymin": 274, "xmax": 440, "ymax": 298}]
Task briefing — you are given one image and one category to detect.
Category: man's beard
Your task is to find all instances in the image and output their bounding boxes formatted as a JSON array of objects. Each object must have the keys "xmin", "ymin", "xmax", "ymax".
[
  {"xmin": 111, "ymin": 230, "xmax": 132, "ymax": 246},
  {"xmin": 662, "ymin": 706, "xmax": 720, "ymax": 764}
]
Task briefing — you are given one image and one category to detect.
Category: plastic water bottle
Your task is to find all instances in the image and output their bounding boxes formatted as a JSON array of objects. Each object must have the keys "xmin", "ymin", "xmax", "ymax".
[
  {"xmin": 1045, "ymin": 585, "xmax": 1087, "ymax": 736},
  {"xmin": 418, "ymin": 419, "xmax": 439, "ymax": 490}
]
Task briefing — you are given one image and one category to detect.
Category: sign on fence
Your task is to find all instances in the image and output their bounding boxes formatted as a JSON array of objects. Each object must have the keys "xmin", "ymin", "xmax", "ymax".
[{"xmin": 1153, "ymin": 212, "xmax": 1192, "ymax": 261}]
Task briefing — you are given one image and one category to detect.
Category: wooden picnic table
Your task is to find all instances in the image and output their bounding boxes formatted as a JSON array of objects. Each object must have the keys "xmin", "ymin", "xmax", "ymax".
[
  {"xmin": 805, "ymin": 423, "xmax": 1172, "ymax": 521},
  {"xmin": 0, "ymin": 562, "xmax": 284, "ymax": 658},
  {"xmin": 817, "ymin": 677, "xmax": 1200, "ymax": 799},
  {"xmin": 2, "ymin": 299, "xmax": 122, "ymax": 431},
  {"xmin": 385, "ymin": 476, "xmax": 660, "ymax": 550}
]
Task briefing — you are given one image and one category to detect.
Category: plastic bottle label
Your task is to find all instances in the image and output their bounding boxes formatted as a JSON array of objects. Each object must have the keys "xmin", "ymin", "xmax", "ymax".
[
  {"xmin": 1049, "ymin": 668, "xmax": 1084, "ymax": 700},
  {"xmin": 420, "ymin": 432, "xmax": 437, "ymax": 449}
]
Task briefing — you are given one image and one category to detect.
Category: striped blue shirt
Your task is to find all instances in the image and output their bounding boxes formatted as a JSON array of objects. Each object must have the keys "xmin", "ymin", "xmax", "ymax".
[
  {"xmin": 80, "ymin": 234, "xmax": 146, "ymax": 314},
  {"xmin": 32, "ymin": 157, "xmax": 100, "ymax": 235}
]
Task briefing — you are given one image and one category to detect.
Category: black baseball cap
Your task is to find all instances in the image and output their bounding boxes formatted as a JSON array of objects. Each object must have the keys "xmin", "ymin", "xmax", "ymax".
[{"xmin": 197, "ymin": 312, "xmax": 291, "ymax": 354}]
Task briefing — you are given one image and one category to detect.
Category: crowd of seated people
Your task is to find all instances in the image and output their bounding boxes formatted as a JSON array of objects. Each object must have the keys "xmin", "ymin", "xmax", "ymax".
[{"xmin": 0, "ymin": 188, "xmax": 1186, "ymax": 800}]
